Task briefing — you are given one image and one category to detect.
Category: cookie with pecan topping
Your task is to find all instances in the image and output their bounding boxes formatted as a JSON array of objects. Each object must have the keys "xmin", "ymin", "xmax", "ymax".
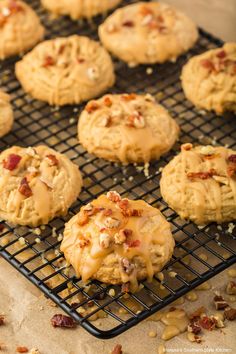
[
  {"xmin": 99, "ymin": 2, "xmax": 198, "ymax": 65},
  {"xmin": 0, "ymin": 145, "xmax": 82, "ymax": 226},
  {"xmin": 160, "ymin": 144, "xmax": 236, "ymax": 225},
  {"xmin": 41, "ymin": 0, "xmax": 122, "ymax": 20},
  {"xmin": 181, "ymin": 43, "xmax": 236, "ymax": 114},
  {"xmin": 0, "ymin": 90, "xmax": 13, "ymax": 137},
  {"xmin": 15, "ymin": 35, "xmax": 115, "ymax": 106},
  {"xmin": 0, "ymin": 0, "xmax": 44, "ymax": 59},
  {"xmin": 61, "ymin": 191, "xmax": 174, "ymax": 287},
  {"xmin": 78, "ymin": 93, "xmax": 179, "ymax": 163}
]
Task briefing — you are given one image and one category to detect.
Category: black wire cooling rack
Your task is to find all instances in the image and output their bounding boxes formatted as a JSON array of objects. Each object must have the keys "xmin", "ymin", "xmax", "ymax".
[{"xmin": 0, "ymin": 0, "xmax": 236, "ymax": 339}]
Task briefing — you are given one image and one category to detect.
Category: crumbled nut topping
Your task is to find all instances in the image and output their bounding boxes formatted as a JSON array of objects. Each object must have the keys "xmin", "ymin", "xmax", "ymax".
[
  {"xmin": 126, "ymin": 112, "xmax": 146, "ymax": 129},
  {"xmin": 188, "ymin": 321, "xmax": 201, "ymax": 335},
  {"xmin": 111, "ymin": 344, "xmax": 123, "ymax": 354},
  {"xmin": 103, "ymin": 96, "xmax": 112, "ymax": 107},
  {"xmin": 224, "ymin": 307, "xmax": 236, "ymax": 321},
  {"xmin": 226, "ymin": 281, "xmax": 236, "ymax": 295},
  {"xmin": 18, "ymin": 177, "xmax": 33, "ymax": 198},
  {"xmin": 114, "ymin": 229, "xmax": 132, "ymax": 245},
  {"xmin": 16, "ymin": 347, "xmax": 29, "ymax": 353},
  {"xmin": 199, "ymin": 315, "xmax": 217, "ymax": 330},
  {"xmin": 3, "ymin": 153, "xmax": 21, "ymax": 170},
  {"xmin": 0, "ymin": 1, "xmax": 23, "ymax": 27},
  {"xmin": 104, "ymin": 217, "xmax": 121, "ymax": 229},
  {"xmin": 187, "ymin": 169, "xmax": 217, "ymax": 180},
  {"xmin": 85, "ymin": 101, "xmax": 100, "ymax": 113},
  {"xmin": 99, "ymin": 233, "xmax": 111, "ymax": 249},
  {"xmin": 122, "ymin": 20, "xmax": 134, "ymax": 27},
  {"xmin": 121, "ymin": 258, "xmax": 134, "ymax": 275},
  {"xmin": 200, "ymin": 52, "xmax": 236, "ymax": 76},
  {"xmin": 45, "ymin": 154, "xmax": 59, "ymax": 166},
  {"xmin": 181, "ymin": 143, "xmax": 193, "ymax": 151},
  {"xmin": 42, "ymin": 56, "xmax": 55, "ymax": 67},
  {"xmin": 107, "ymin": 191, "xmax": 122, "ymax": 203},
  {"xmin": 78, "ymin": 211, "xmax": 89, "ymax": 226},
  {"xmin": 121, "ymin": 93, "xmax": 137, "ymax": 101},
  {"xmin": 51, "ymin": 314, "xmax": 77, "ymax": 328},
  {"xmin": 214, "ymin": 295, "xmax": 228, "ymax": 310}
]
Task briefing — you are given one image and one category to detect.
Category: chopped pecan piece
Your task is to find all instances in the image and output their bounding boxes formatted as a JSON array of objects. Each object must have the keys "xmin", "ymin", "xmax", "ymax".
[
  {"xmin": 121, "ymin": 258, "xmax": 134, "ymax": 275},
  {"xmin": 46, "ymin": 154, "xmax": 59, "ymax": 166},
  {"xmin": 227, "ymin": 163, "xmax": 236, "ymax": 177},
  {"xmin": 3, "ymin": 153, "xmax": 21, "ymax": 170},
  {"xmin": 121, "ymin": 282, "xmax": 130, "ymax": 293},
  {"xmin": 78, "ymin": 236, "xmax": 90, "ymax": 248},
  {"xmin": 125, "ymin": 239, "xmax": 141, "ymax": 248},
  {"xmin": 111, "ymin": 344, "xmax": 123, "ymax": 354},
  {"xmin": 200, "ymin": 59, "xmax": 215, "ymax": 71},
  {"xmin": 122, "ymin": 20, "xmax": 134, "ymax": 27},
  {"xmin": 122, "ymin": 209, "xmax": 143, "ymax": 217},
  {"xmin": 104, "ymin": 217, "xmax": 120, "ymax": 229},
  {"xmin": 214, "ymin": 295, "xmax": 228, "ymax": 310},
  {"xmin": 189, "ymin": 307, "xmax": 206, "ymax": 320},
  {"xmin": 226, "ymin": 281, "xmax": 236, "ymax": 295},
  {"xmin": 121, "ymin": 93, "xmax": 136, "ymax": 101},
  {"xmin": 102, "ymin": 208, "xmax": 113, "ymax": 217},
  {"xmin": 114, "ymin": 229, "xmax": 132, "ymax": 245},
  {"xmin": 18, "ymin": 177, "xmax": 32, "ymax": 198},
  {"xmin": 187, "ymin": 169, "xmax": 217, "ymax": 180},
  {"xmin": 216, "ymin": 50, "xmax": 226, "ymax": 59},
  {"xmin": 224, "ymin": 307, "xmax": 236, "ymax": 321},
  {"xmin": 104, "ymin": 96, "xmax": 112, "ymax": 107},
  {"xmin": 0, "ymin": 315, "xmax": 5, "ymax": 326},
  {"xmin": 228, "ymin": 154, "xmax": 236, "ymax": 163},
  {"xmin": 188, "ymin": 321, "xmax": 201, "ymax": 335},
  {"xmin": 107, "ymin": 191, "xmax": 122, "ymax": 203},
  {"xmin": 77, "ymin": 58, "xmax": 85, "ymax": 63},
  {"xmin": 199, "ymin": 315, "xmax": 217, "ymax": 330},
  {"xmin": 16, "ymin": 347, "xmax": 29, "ymax": 353},
  {"xmin": 42, "ymin": 56, "xmax": 55, "ymax": 67},
  {"xmin": 51, "ymin": 314, "xmax": 77, "ymax": 328},
  {"xmin": 99, "ymin": 232, "xmax": 111, "ymax": 248},
  {"xmin": 126, "ymin": 112, "xmax": 145, "ymax": 128},
  {"xmin": 78, "ymin": 211, "xmax": 89, "ymax": 226},
  {"xmin": 85, "ymin": 101, "xmax": 100, "ymax": 113},
  {"xmin": 118, "ymin": 198, "xmax": 129, "ymax": 210}
]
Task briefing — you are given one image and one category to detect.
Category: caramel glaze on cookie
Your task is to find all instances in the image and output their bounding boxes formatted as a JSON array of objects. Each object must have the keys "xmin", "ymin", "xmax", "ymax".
[
  {"xmin": 61, "ymin": 191, "xmax": 175, "ymax": 290},
  {"xmin": 0, "ymin": 145, "xmax": 83, "ymax": 226},
  {"xmin": 78, "ymin": 93, "xmax": 179, "ymax": 164},
  {"xmin": 15, "ymin": 35, "xmax": 115, "ymax": 106},
  {"xmin": 160, "ymin": 143, "xmax": 236, "ymax": 225},
  {"xmin": 181, "ymin": 43, "xmax": 236, "ymax": 114},
  {"xmin": 99, "ymin": 1, "xmax": 198, "ymax": 65}
]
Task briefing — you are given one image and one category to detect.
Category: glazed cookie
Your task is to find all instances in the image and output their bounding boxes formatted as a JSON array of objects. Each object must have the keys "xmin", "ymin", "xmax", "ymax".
[
  {"xmin": 78, "ymin": 93, "xmax": 179, "ymax": 163},
  {"xmin": 181, "ymin": 43, "xmax": 236, "ymax": 114},
  {"xmin": 61, "ymin": 191, "xmax": 175, "ymax": 287},
  {"xmin": 160, "ymin": 144, "xmax": 236, "ymax": 225},
  {"xmin": 41, "ymin": 0, "xmax": 122, "ymax": 20},
  {"xmin": 0, "ymin": 0, "xmax": 44, "ymax": 60},
  {"xmin": 0, "ymin": 90, "xmax": 14, "ymax": 137},
  {"xmin": 98, "ymin": 1, "xmax": 198, "ymax": 65},
  {"xmin": 0, "ymin": 146, "xmax": 82, "ymax": 226},
  {"xmin": 15, "ymin": 35, "xmax": 115, "ymax": 106}
]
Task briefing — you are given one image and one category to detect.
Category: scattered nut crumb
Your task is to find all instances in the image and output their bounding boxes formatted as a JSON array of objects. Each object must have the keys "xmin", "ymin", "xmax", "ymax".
[
  {"xmin": 111, "ymin": 344, "xmax": 123, "ymax": 354},
  {"xmin": 16, "ymin": 347, "xmax": 29, "ymax": 353}
]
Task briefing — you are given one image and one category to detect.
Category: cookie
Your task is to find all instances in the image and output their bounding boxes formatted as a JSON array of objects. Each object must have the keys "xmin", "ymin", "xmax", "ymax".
[
  {"xmin": 181, "ymin": 43, "xmax": 236, "ymax": 114},
  {"xmin": 0, "ymin": 90, "xmax": 14, "ymax": 138},
  {"xmin": 0, "ymin": 145, "xmax": 83, "ymax": 226},
  {"xmin": 78, "ymin": 93, "xmax": 179, "ymax": 164},
  {"xmin": 15, "ymin": 35, "xmax": 115, "ymax": 106},
  {"xmin": 61, "ymin": 191, "xmax": 175, "ymax": 287},
  {"xmin": 0, "ymin": 0, "xmax": 44, "ymax": 60},
  {"xmin": 98, "ymin": 1, "xmax": 198, "ymax": 65},
  {"xmin": 160, "ymin": 143, "xmax": 236, "ymax": 225},
  {"xmin": 41, "ymin": 0, "xmax": 122, "ymax": 20}
]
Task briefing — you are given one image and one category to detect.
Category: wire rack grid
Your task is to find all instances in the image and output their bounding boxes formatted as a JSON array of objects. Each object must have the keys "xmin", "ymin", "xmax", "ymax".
[{"xmin": 0, "ymin": 0, "xmax": 236, "ymax": 339}]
